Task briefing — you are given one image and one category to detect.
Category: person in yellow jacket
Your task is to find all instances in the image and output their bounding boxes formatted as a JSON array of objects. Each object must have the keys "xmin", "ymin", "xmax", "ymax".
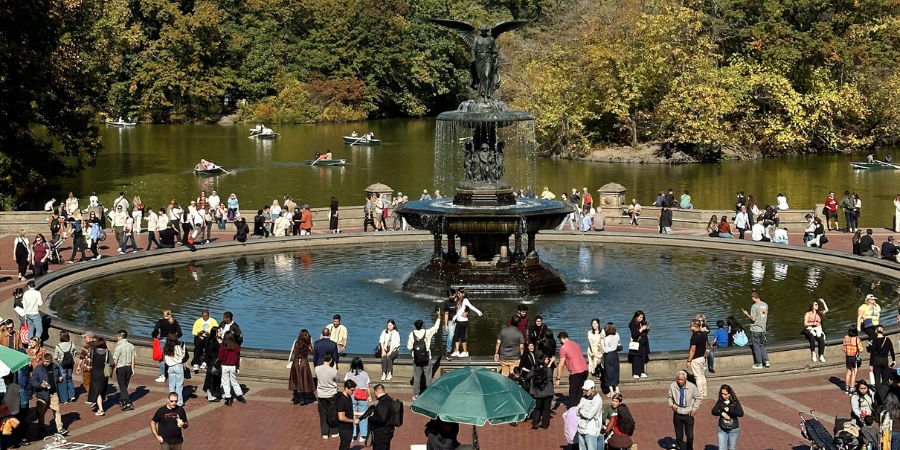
[{"xmin": 191, "ymin": 310, "xmax": 218, "ymax": 373}]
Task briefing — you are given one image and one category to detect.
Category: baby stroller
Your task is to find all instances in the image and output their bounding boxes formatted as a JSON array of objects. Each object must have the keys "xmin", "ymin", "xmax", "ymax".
[
  {"xmin": 799, "ymin": 411, "xmax": 862, "ymax": 450},
  {"xmin": 48, "ymin": 238, "xmax": 64, "ymax": 265}
]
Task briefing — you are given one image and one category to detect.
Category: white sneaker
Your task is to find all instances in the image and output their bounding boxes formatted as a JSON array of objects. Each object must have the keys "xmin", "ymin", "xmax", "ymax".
[
  {"xmin": 359, "ymin": 437, "xmax": 365, "ymax": 443},
  {"xmin": 118, "ymin": 251, "xmax": 124, "ymax": 255},
  {"xmin": 459, "ymin": 352, "xmax": 469, "ymax": 357},
  {"xmin": 322, "ymin": 436, "xmax": 329, "ymax": 440},
  {"xmin": 200, "ymin": 362, "xmax": 207, "ymax": 369},
  {"xmin": 451, "ymin": 351, "xmax": 460, "ymax": 357},
  {"xmin": 386, "ymin": 374, "xmax": 392, "ymax": 381},
  {"xmin": 812, "ymin": 353, "xmax": 818, "ymax": 362},
  {"xmin": 819, "ymin": 355, "xmax": 826, "ymax": 363},
  {"xmin": 640, "ymin": 373, "xmax": 648, "ymax": 378},
  {"xmin": 155, "ymin": 375, "xmax": 166, "ymax": 383},
  {"xmin": 633, "ymin": 375, "xmax": 640, "ymax": 380},
  {"xmin": 381, "ymin": 373, "xmax": 386, "ymax": 381}
]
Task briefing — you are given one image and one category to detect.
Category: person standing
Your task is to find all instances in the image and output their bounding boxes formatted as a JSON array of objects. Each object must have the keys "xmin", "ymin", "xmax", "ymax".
[
  {"xmin": 711, "ymin": 384, "xmax": 743, "ymax": 450},
  {"xmin": 378, "ymin": 320, "xmax": 400, "ymax": 381},
  {"xmin": 587, "ymin": 318, "xmax": 603, "ymax": 380},
  {"xmin": 844, "ymin": 326, "xmax": 863, "ymax": 394},
  {"xmin": 367, "ymin": 384, "xmax": 396, "ymax": 450},
  {"xmin": 31, "ymin": 353, "xmax": 64, "ymax": 436},
  {"xmin": 316, "ymin": 352, "xmax": 341, "ymax": 439},
  {"xmin": 343, "ymin": 358, "xmax": 371, "ymax": 443},
  {"xmin": 113, "ymin": 329, "xmax": 135, "ymax": 411},
  {"xmin": 628, "ymin": 311, "xmax": 650, "ymax": 379},
  {"xmin": 289, "ymin": 330, "xmax": 316, "ymax": 405},
  {"xmin": 335, "ymin": 380, "xmax": 359, "ymax": 450},
  {"xmin": 326, "ymin": 315, "xmax": 348, "ymax": 355},
  {"xmin": 840, "ymin": 190, "xmax": 854, "ymax": 233},
  {"xmin": 2, "ymin": 373, "xmax": 24, "ymax": 447},
  {"xmin": 868, "ymin": 325, "xmax": 894, "ymax": 385},
  {"xmin": 894, "ymin": 194, "xmax": 900, "ymax": 232},
  {"xmin": 734, "ymin": 207, "xmax": 749, "ymax": 239},
  {"xmin": 22, "ymin": 281, "xmax": 42, "ymax": 341},
  {"xmin": 13, "ymin": 230, "xmax": 30, "ymax": 281},
  {"xmin": 450, "ymin": 289, "xmax": 482, "ymax": 358},
  {"xmin": 28, "ymin": 234, "xmax": 50, "ymax": 278},
  {"xmin": 507, "ymin": 304, "xmax": 529, "ymax": 340},
  {"xmin": 658, "ymin": 206, "xmax": 674, "ymax": 234},
  {"xmin": 202, "ymin": 326, "xmax": 222, "ymax": 402},
  {"xmin": 190, "ymin": 310, "xmax": 217, "ymax": 373},
  {"xmin": 555, "ymin": 331, "xmax": 589, "ymax": 407},
  {"xmin": 218, "ymin": 331, "xmax": 246, "ymax": 406},
  {"xmin": 408, "ymin": 310, "xmax": 441, "ymax": 400},
  {"xmin": 495, "ymin": 316, "xmax": 525, "ymax": 376},
  {"xmin": 300, "ymin": 204, "xmax": 313, "ymax": 235},
  {"xmin": 364, "ymin": 194, "xmax": 375, "ymax": 232},
  {"xmin": 163, "ymin": 335, "xmax": 186, "ymax": 407},
  {"xmin": 146, "ymin": 207, "xmax": 161, "ymax": 250},
  {"xmin": 88, "ymin": 337, "xmax": 113, "ymax": 416},
  {"xmin": 53, "ymin": 331, "xmax": 77, "ymax": 404},
  {"xmin": 75, "ymin": 331, "xmax": 95, "ymax": 394},
  {"xmin": 528, "ymin": 352, "xmax": 556, "ymax": 429},
  {"xmin": 825, "ymin": 191, "xmax": 839, "ymax": 231},
  {"xmin": 151, "ymin": 392, "xmax": 189, "ymax": 450},
  {"xmin": 601, "ymin": 322, "xmax": 622, "ymax": 396},
  {"xmin": 220, "ymin": 311, "xmax": 243, "ymax": 346},
  {"xmin": 443, "ymin": 291, "xmax": 458, "ymax": 360},
  {"xmin": 576, "ymin": 380, "xmax": 604, "ymax": 450},
  {"xmin": 742, "ymin": 291, "xmax": 769, "ymax": 369},
  {"xmin": 686, "ymin": 319, "xmax": 707, "ymax": 398},
  {"xmin": 330, "ymin": 197, "xmax": 340, "ymax": 234},
  {"xmin": 314, "ymin": 328, "xmax": 340, "ymax": 367},
  {"xmin": 111, "ymin": 204, "xmax": 127, "ymax": 248},
  {"xmin": 152, "ymin": 310, "xmax": 183, "ymax": 383},
  {"xmin": 120, "ymin": 213, "xmax": 138, "ymax": 254},
  {"xmin": 667, "ymin": 371, "xmax": 701, "ymax": 450}
]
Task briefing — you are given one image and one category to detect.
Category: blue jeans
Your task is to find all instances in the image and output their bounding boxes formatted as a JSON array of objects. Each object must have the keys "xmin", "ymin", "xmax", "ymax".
[
  {"xmin": 892, "ymin": 430, "xmax": 900, "ymax": 450},
  {"xmin": 26, "ymin": 314, "xmax": 41, "ymax": 341},
  {"xmin": 578, "ymin": 433, "xmax": 603, "ymax": 450},
  {"xmin": 58, "ymin": 368, "xmax": 74, "ymax": 402},
  {"xmin": 446, "ymin": 322, "xmax": 457, "ymax": 353},
  {"xmin": 719, "ymin": 233, "xmax": 734, "ymax": 239},
  {"xmin": 158, "ymin": 338, "xmax": 167, "ymax": 376},
  {"xmin": 217, "ymin": 218, "xmax": 226, "ymax": 230},
  {"xmin": 167, "ymin": 363, "xmax": 184, "ymax": 406},
  {"xmin": 707, "ymin": 346, "xmax": 715, "ymax": 371},
  {"xmin": 120, "ymin": 234, "xmax": 137, "ymax": 252},
  {"xmin": 353, "ymin": 398, "xmax": 368, "ymax": 437},
  {"xmin": 717, "ymin": 427, "xmax": 740, "ymax": 450}
]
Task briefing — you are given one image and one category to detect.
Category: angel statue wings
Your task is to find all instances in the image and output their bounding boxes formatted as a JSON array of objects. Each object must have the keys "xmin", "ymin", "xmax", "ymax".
[{"xmin": 430, "ymin": 19, "xmax": 530, "ymax": 101}]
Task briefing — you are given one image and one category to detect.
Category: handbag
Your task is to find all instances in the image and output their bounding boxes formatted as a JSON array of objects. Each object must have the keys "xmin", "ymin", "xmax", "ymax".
[
  {"xmin": 373, "ymin": 344, "xmax": 383, "ymax": 358},
  {"xmin": 719, "ymin": 415, "xmax": 736, "ymax": 431},
  {"xmin": 628, "ymin": 339, "xmax": 640, "ymax": 351},
  {"xmin": 101, "ymin": 351, "xmax": 112, "ymax": 378},
  {"xmin": 733, "ymin": 331, "xmax": 749, "ymax": 346},
  {"xmin": 152, "ymin": 338, "xmax": 163, "ymax": 362},
  {"xmin": 287, "ymin": 340, "xmax": 296, "ymax": 369}
]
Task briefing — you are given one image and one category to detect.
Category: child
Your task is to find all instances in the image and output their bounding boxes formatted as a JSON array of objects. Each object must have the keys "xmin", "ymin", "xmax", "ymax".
[
  {"xmin": 844, "ymin": 325, "xmax": 863, "ymax": 394},
  {"xmin": 860, "ymin": 415, "xmax": 879, "ymax": 449}
]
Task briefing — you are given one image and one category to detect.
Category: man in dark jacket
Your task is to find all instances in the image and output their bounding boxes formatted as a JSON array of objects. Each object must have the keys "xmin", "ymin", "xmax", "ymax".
[
  {"xmin": 313, "ymin": 327, "xmax": 340, "ymax": 367},
  {"xmin": 425, "ymin": 418, "xmax": 459, "ymax": 450},
  {"xmin": 221, "ymin": 311, "xmax": 243, "ymax": 346},
  {"xmin": 31, "ymin": 353, "xmax": 64, "ymax": 436},
  {"xmin": 368, "ymin": 384, "xmax": 395, "ymax": 450}
]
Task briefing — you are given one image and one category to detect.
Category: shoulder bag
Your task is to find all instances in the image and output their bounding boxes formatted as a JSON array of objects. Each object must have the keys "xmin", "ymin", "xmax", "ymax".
[
  {"xmin": 719, "ymin": 414, "xmax": 736, "ymax": 431},
  {"xmin": 628, "ymin": 339, "xmax": 640, "ymax": 352},
  {"xmin": 287, "ymin": 340, "xmax": 297, "ymax": 369}
]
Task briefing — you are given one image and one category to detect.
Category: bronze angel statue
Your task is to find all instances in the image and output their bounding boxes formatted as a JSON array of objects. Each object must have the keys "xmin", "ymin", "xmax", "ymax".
[{"xmin": 430, "ymin": 19, "xmax": 530, "ymax": 101}]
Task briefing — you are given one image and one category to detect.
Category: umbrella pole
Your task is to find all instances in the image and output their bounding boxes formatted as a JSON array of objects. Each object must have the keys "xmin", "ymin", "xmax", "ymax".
[{"xmin": 473, "ymin": 426, "xmax": 479, "ymax": 450}]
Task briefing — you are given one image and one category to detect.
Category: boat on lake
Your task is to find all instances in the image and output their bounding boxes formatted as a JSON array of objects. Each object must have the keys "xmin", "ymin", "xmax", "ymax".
[
  {"xmin": 194, "ymin": 167, "xmax": 229, "ymax": 175},
  {"xmin": 106, "ymin": 118, "xmax": 137, "ymax": 127},
  {"xmin": 343, "ymin": 136, "xmax": 381, "ymax": 145},
  {"xmin": 254, "ymin": 131, "xmax": 280, "ymax": 139},
  {"xmin": 303, "ymin": 159, "xmax": 346, "ymax": 166},
  {"xmin": 850, "ymin": 160, "xmax": 900, "ymax": 170}
]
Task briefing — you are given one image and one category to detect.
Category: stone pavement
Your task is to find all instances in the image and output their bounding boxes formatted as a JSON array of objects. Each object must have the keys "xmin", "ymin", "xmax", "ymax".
[{"xmin": 0, "ymin": 225, "xmax": 891, "ymax": 448}]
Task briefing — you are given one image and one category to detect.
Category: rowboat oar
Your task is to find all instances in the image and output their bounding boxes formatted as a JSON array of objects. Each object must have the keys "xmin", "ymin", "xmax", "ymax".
[
  {"xmin": 349, "ymin": 136, "xmax": 364, "ymax": 145},
  {"xmin": 311, "ymin": 158, "xmax": 319, "ymax": 166}
]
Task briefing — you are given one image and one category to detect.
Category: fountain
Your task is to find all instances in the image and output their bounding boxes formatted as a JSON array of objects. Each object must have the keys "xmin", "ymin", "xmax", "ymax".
[{"xmin": 396, "ymin": 19, "xmax": 571, "ymax": 299}]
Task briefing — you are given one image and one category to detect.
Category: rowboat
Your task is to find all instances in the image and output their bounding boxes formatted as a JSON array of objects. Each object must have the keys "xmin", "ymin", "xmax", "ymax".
[
  {"xmin": 303, "ymin": 159, "xmax": 346, "ymax": 166},
  {"xmin": 253, "ymin": 131, "xmax": 280, "ymax": 139},
  {"xmin": 850, "ymin": 160, "xmax": 900, "ymax": 170},
  {"xmin": 343, "ymin": 136, "xmax": 381, "ymax": 145},
  {"xmin": 194, "ymin": 167, "xmax": 229, "ymax": 175},
  {"xmin": 106, "ymin": 120, "xmax": 137, "ymax": 127}
]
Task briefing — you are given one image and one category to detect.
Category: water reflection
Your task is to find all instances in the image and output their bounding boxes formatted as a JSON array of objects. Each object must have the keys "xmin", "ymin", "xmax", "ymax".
[{"xmin": 751, "ymin": 259, "xmax": 765, "ymax": 285}]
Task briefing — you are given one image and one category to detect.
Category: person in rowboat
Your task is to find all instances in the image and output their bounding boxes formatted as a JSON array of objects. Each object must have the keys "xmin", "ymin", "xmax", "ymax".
[
  {"xmin": 351, "ymin": 131, "xmax": 358, "ymax": 138},
  {"xmin": 867, "ymin": 154, "xmax": 875, "ymax": 163},
  {"xmin": 324, "ymin": 150, "xmax": 333, "ymax": 161},
  {"xmin": 888, "ymin": 155, "xmax": 894, "ymax": 164}
]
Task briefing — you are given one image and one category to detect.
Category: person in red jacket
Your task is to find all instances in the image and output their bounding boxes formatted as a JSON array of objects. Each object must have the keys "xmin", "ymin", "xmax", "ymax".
[
  {"xmin": 299, "ymin": 205, "xmax": 313, "ymax": 236},
  {"xmin": 824, "ymin": 191, "xmax": 839, "ymax": 231},
  {"xmin": 507, "ymin": 304, "xmax": 529, "ymax": 340}
]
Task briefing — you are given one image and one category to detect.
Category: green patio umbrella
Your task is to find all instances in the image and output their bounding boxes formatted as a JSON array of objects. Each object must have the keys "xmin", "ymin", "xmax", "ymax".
[
  {"xmin": 0, "ymin": 346, "xmax": 30, "ymax": 376},
  {"xmin": 411, "ymin": 367, "xmax": 535, "ymax": 449}
]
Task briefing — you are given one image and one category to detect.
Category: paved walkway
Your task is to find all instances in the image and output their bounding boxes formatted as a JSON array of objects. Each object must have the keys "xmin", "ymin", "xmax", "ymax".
[{"xmin": 0, "ymin": 225, "xmax": 891, "ymax": 448}]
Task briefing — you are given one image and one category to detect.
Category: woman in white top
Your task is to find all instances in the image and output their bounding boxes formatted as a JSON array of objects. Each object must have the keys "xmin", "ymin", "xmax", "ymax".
[
  {"xmin": 13, "ymin": 229, "xmax": 30, "ymax": 281},
  {"xmin": 802, "ymin": 299, "xmax": 829, "ymax": 363},
  {"xmin": 163, "ymin": 335, "xmax": 186, "ymax": 406},
  {"xmin": 776, "ymin": 193, "xmax": 789, "ymax": 210},
  {"xmin": 451, "ymin": 288, "xmax": 482, "ymax": 358},
  {"xmin": 851, "ymin": 193, "xmax": 861, "ymax": 232},
  {"xmin": 270, "ymin": 200, "xmax": 282, "ymax": 220},
  {"xmin": 601, "ymin": 322, "xmax": 622, "ymax": 396},
  {"xmin": 379, "ymin": 319, "xmax": 400, "ymax": 381},
  {"xmin": 587, "ymin": 319, "xmax": 604, "ymax": 380}
]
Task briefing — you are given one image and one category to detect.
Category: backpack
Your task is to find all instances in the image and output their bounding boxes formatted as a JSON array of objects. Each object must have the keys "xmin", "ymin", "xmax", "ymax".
[
  {"xmin": 49, "ymin": 219, "xmax": 60, "ymax": 233},
  {"xmin": 389, "ymin": 399, "xmax": 404, "ymax": 427},
  {"xmin": 60, "ymin": 343, "xmax": 75, "ymax": 370},
  {"xmin": 325, "ymin": 398, "xmax": 340, "ymax": 428},
  {"xmin": 412, "ymin": 332, "xmax": 429, "ymax": 367}
]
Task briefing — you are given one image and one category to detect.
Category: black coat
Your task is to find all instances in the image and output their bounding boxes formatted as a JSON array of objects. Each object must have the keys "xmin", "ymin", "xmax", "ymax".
[{"xmin": 368, "ymin": 394, "xmax": 395, "ymax": 435}]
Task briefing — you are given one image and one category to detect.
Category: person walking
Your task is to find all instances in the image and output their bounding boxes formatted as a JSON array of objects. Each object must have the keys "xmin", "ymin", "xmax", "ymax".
[
  {"xmin": 528, "ymin": 352, "xmax": 556, "ymax": 429},
  {"xmin": 22, "ymin": 281, "xmax": 43, "ymax": 341},
  {"xmin": 734, "ymin": 206, "xmax": 749, "ymax": 239},
  {"xmin": 163, "ymin": 334, "xmax": 186, "ymax": 407},
  {"xmin": 711, "ymin": 384, "xmax": 743, "ymax": 450},
  {"xmin": 408, "ymin": 310, "xmax": 441, "ymax": 400},
  {"xmin": 88, "ymin": 337, "xmax": 113, "ymax": 416},
  {"xmin": 868, "ymin": 325, "xmax": 894, "ymax": 385},
  {"xmin": 344, "ymin": 358, "xmax": 371, "ymax": 443},
  {"xmin": 190, "ymin": 310, "xmax": 217, "ymax": 373},
  {"xmin": 1, "ymin": 373, "xmax": 24, "ymax": 448},
  {"xmin": 555, "ymin": 331, "xmax": 589, "ymax": 407},
  {"xmin": 844, "ymin": 325, "xmax": 863, "ymax": 394},
  {"xmin": 151, "ymin": 310, "xmax": 183, "ymax": 383},
  {"xmin": 742, "ymin": 291, "xmax": 769, "ymax": 369},
  {"xmin": 367, "ymin": 384, "xmax": 396, "ymax": 450},
  {"xmin": 13, "ymin": 230, "xmax": 30, "ymax": 281},
  {"xmin": 577, "ymin": 379, "xmax": 604, "ymax": 450},
  {"xmin": 53, "ymin": 331, "xmax": 77, "ymax": 404},
  {"xmin": 31, "ymin": 353, "xmax": 64, "ymax": 436},
  {"xmin": 628, "ymin": 311, "xmax": 650, "ymax": 379},
  {"xmin": 686, "ymin": 319, "xmax": 708, "ymax": 397},
  {"xmin": 28, "ymin": 234, "xmax": 50, "ymax": 278},
  {"xmin": 289, "ymin": 329, "xmax": 316, "ymax": 405},
  {"xmin": 601, "ymin": 322, "xmax": 622, "ymax": 396},
  {"xmin": 316, "ymin": 352, "xmax": 341, "ymax": 439},
  {"xmin": 218, "ymin": 331, "xmax": 246, "ymax": 406},
  {"xmin": 495, "ymin": 316, "xmax": 525, "ymax": 376},
  {"xmin": 151, "ymin": 392, "xmax": 189, "ymax": 450},
  {"xmin": 667, "ymin": 371, "xmax": 701, "ymax": 450},
  {"xmin": 113, "ymin": 330, "xmax": 135, "ymax": 411},
  {"xmin": 146, "ymin": 207, "xmax": 161, "ymax": 249},
  {"xmin": 75, "ymin": 331, "xmax": 95, "ymax": 395},
  {"xmin": 378, "ymin": 320, "xmax": 400, "ymax": 381},
  {"xmin": 802, "ymin": 299, "xmax": 829, "ymax": 363}
]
